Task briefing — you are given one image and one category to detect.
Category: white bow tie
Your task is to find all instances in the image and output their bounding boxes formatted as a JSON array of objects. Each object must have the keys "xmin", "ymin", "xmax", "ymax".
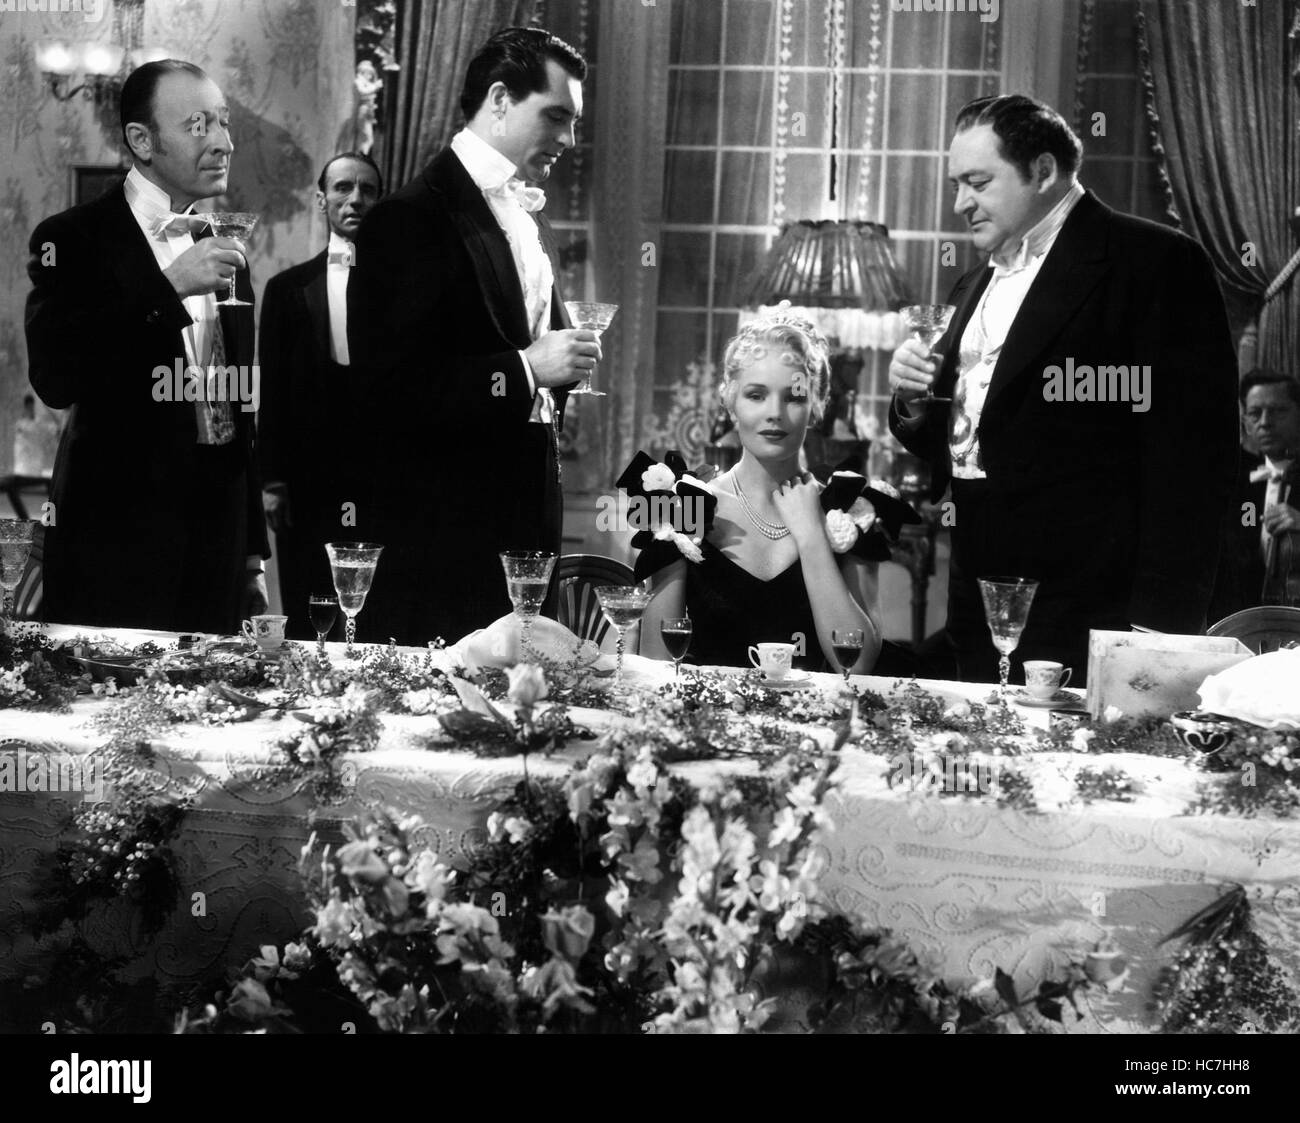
[
  {"xmin": 1250, "ymin": 463, "xmax": 1291, "ymax": 485},
  {"xmin": 486, "ymin": 178, "xmax": 546, "ymax": 213},
  {"xmin": 147, "ymin": 210, "xmax": 204, "ymax": 239},
  {"xmin": 328, "ymin": 246, "xmax": 355, "ymax": 267}
]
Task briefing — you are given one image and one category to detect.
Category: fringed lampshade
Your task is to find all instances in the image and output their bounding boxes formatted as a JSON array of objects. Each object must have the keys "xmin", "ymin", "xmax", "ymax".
[{"xmin": 740, "ymin": 220, "xmax": 912, "ymax": 350}]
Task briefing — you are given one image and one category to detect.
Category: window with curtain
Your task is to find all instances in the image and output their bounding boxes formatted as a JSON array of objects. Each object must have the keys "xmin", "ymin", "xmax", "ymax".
[{"xmin": 655, "ymin": 0, "xmax": 1004, "ymax": 442}]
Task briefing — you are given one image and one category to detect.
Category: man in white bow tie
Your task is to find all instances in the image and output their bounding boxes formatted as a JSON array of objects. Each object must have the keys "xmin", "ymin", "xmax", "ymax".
[
  {"xmin": 349, "ymin": 27, "xmax": 596, "ymax": 645},
  {"xmin": 1210, "ymin": 370, "xmax": 1300, "ymax": 618},
  {"xmin": 258, "ymin": 151, "xmax": 383, "ymax": 637},
  {"xmin": 26, "ymin": 58, "xmax": 269, "ymax": 634}
]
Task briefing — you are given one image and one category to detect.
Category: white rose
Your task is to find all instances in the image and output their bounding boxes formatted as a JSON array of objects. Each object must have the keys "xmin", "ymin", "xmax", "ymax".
[
  {"xmin": 824, "ymin": 509, "xmax": 860, "ymax": 553},
  {"xmin": 506, "ymin": 664, "xmax": 548, "ymax": 707},
  {"xmin": 641, "ymin": 463, "xmax": 677, "ymax": 492}
]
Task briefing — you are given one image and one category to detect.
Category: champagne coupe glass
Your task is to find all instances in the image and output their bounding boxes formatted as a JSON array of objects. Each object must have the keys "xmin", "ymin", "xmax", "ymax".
[
  {"xmin": 0, "ymin": 519, "xmax": 36, "ymax": 624},
  {"xmin": 562, "ymin": 301, "xmax": 618, "ymax": 396},
  {"xmin": 207, "ymin": 212, "xmax": 259, "ymax": 306},
  {"xmin": 308, "ymin": 593, "xmax": 339, "ymax": 659},
  {"xmin": 901, "ymin": 304, "xmax": 956, "ymax": 404},
  {"xmin": 595, "ymin": 584, "xmax": 654, "ymax": 690},
  {"xmin": 500, "ymin": 551, "xmax": 557, "ymax": 661},
  {"xmin": 831, "ymin": 627, "xmax": 864, "ymax": 688},
  {"xmin": 326, "ymin": 542, "xmax": 384, "ymax": 658},
  {"xmin": 977, "ymin": 576, "xmax": 1040, "ymax": 695},
  {"xmin": 660, "ymin": 616, "xmax": 692, "ymax": 679}
]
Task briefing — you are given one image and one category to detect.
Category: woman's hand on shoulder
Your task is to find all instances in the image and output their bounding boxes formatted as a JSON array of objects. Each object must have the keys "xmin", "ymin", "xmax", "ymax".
[{"xmin": 772, "ymin": 471, "xmax": 826, "ymax": 548}]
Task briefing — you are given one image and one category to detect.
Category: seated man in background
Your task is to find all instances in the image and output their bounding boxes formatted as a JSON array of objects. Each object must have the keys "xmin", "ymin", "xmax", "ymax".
[{"xmin": 1209, "ymin": 370, "xmax": 1300, "ymax": 620}]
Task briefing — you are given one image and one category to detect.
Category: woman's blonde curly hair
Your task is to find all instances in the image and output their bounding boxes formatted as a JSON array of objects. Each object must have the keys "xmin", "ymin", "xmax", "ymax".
[{"xmin": 719, "ymin": 309, "xmax": 833, "ymax": 425}]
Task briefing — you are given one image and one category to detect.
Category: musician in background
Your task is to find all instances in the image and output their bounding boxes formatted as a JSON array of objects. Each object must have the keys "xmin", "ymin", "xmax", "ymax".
[{"xmin": 1209, "ymin": 369, "xmax": 1300, "ymax": 620}]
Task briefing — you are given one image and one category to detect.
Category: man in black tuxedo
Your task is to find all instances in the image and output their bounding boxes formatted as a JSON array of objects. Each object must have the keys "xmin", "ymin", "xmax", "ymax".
[
  {"xmin": 259, "ymin": 152, "xmax": 383, "ymax": 638},
  {"xmin": 26, "ymin": 59, "xmax": 268, "ymax": 634},
  {"xmin": 349, "ymin": 27, "xmax": 597, "ymax": 645},
  {"xmin": 1209, "ymin": 370, "xmax": 1300, "ymax": 620},
  {"xmin": 889, "ymin": 94, "xmax": 1237, "ymax": 684}
]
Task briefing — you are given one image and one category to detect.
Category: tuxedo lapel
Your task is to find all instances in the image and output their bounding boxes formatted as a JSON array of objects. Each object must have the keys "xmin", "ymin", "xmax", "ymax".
[
  {"xmin": 103, "ymin": 189, "xmax": 189, "ymax": 360},
  {"xmin": 426, "ymin": 152, "xmax": 532, "ymax": 347},
  {"xmin": 982, "ymin": 192, "xmax": 1111, "ymax": 416},
  {"xmin": 302, "ymin": 252, "xmax": 329, "ymax": 359}
]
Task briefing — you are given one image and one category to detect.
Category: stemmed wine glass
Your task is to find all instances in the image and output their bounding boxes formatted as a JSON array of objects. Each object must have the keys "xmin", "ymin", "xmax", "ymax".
[
  {"xmin": 562, "ymin": 301, "xmax": 618, "ymax": 396},
  {"xmin": 831, "ymin": 627, "xmax": 864, "ymax": 689},
  {"xmin": 325, "ymin": 542, "xmax": 384, "ymax": 658},
  {"xmin": 500, "ymin": 551, "xmax": 557, "ymax": 661},
  {"xmin": 595, "ymin": 584, "xmax": 654, "ymax": 691},
  {"xmin": 660, "ymin": 616, "xmax": 692, "ymax": 679},
  {"xmin": 901, "ymin": 304, "xmax": 956, "ymax": 404},
  {"xmin": 308, "ymin": 593, "xmax": 339, "ymax": 660},
  {"xmin": 207, "ymin": 211, "xmax": 259, "ymax": 306},
  {"xmin": 977, "ymin": 576, "xmax": 1040, "ymax": 695},
  {"xmin": 0, "ymin": 519, "xmax": 36, "ymax": 625}
]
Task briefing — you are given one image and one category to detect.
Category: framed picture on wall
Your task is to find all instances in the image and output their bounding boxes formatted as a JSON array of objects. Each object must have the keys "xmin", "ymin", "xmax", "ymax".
[{"xmin": 69, "ymin": 164, "xmax": 126, "ymax": 207}]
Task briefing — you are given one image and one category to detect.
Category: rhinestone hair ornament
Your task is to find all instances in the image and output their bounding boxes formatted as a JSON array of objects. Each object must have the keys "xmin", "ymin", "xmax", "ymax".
[{"xmin": 720, "ymin": 305, "xmax": 832, "ymax": 417}]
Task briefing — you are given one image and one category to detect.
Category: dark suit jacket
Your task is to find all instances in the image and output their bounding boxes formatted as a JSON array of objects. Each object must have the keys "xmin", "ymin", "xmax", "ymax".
[
  {"xmin": 1209, "ymin": 455, "xmax": 1300, "ymax": 622},
  {"xmin": 25, "ymin": 185, "xmax": 267, "ymax": 632},
  {"xmin": 258, "ymin": 250, "xmax": 366, "ymax": 636},
  {"xmin": 347, "ymin": 146, "xmax": 575, "ymax": 644},
  {"xmin": 889, "ymin": 190, "xmax": 1238, "ymax": 638}
]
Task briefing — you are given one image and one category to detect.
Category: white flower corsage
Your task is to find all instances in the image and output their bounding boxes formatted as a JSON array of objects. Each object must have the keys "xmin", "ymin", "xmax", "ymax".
[
  {"xmin": 641, "ymin": 463, "xmax": 677, "ymax": 492},
  {"xmin": 654, "ymin": 522, "xmax": 704, "ymax": 563},
  {"xmin": 824, "ymin": 508, "xmax": 859, "ymax": 554},
  {"xmin": 847, "ymin": 496, "xmax": 877, "ymax": 533}
]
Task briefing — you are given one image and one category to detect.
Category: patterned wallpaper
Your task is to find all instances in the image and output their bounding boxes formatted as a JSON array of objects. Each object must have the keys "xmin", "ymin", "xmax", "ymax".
[{"xmin": 0, "ymin": 0, "xmax": 356, "ymax": 475}]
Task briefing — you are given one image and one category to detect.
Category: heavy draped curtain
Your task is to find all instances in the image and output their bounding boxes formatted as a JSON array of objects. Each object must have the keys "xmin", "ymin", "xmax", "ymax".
[
  {"xmin": 1137, "ymin": 0, "xmax": 1300, "ymax": 374},
  {"xmin": 378, "ymin": 0, "xmax": 537, "ymax": 189}
]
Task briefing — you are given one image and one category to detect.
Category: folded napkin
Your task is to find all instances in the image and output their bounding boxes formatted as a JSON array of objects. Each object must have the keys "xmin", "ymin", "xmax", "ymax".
[
  {"xmin": 449, "ymin": 615, "xmax": 613, "ymax": 675},
  {"xmin": 1197, "ymin": 648, "xmax": 1300, "ymax": 729}
]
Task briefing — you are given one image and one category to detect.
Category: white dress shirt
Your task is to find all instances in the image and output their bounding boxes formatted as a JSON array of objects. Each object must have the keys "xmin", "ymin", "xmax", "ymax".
[
  {"xmin": 122, "ymin": 165, "xmax": 233, "ymax": 447},
  {"xmin": 449, "ymin": 127, "xmax": 554, "ymax": 423},
  {"xmin": 949, "ymin": 180, "xmax": 1087, "ymax": 480},
  {"xmin": 1257, "ymin": 456, "xmax": 1294, "ymax": 559},
  {"xmin": 326, "ymin": 231, "xmax": 353, "ymax": 365}
]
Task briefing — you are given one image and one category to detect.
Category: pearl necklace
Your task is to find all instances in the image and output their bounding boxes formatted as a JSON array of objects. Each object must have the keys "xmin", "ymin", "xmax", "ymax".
[{"xmin": 730, "ymin": 473, "xmax": 790, "ymax": 540}]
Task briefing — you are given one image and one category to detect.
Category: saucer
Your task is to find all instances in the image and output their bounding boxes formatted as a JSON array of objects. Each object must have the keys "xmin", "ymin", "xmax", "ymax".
[
  {"xmin": 1010, "ymin": 688, "xmax": 1081, "ymax": 709},
  {"xmin": 760, "ymin": 673, "xmax": 814, "ymax": 691}
]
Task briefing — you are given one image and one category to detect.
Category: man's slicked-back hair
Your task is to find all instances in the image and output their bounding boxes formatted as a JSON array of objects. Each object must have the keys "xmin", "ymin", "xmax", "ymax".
[
  {"xmin": 119, "ymin": 58, "xmax": 209, "ymax": 150},
  {"xmin": 459, "ymin": 25, "xmax": 587, "ymax": 123},
  {"xmin": 954, "ymin": 94, "xmax": 1083, "ymax": 182},
  {"xmin": 1239, "ymin": 368, "xmax": 1300, "ymax": 409},
  {"xmin": 317, "ymin": 150, "xmax": 384, "ymax": 195}
]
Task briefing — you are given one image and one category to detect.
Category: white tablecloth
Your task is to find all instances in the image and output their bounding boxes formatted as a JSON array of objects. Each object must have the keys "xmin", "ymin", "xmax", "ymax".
[{"xmin": 2, "ymin": 626, "xmax": 1297, "ymax": 1032}]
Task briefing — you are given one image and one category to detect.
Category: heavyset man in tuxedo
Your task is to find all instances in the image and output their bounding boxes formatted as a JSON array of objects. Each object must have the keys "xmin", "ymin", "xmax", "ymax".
[
  {"xmin": 890, "ymin": 94, "xmax": 1237, "ymax": 684},
  {"xmin": 349, "ymin": 27, "xmax": 596, "ymax": 645},
  {"xmin": 1209, "ymin": 370, "xmax": 1300, "ymax": 619},
  {"xmin": 258, "ymin": 152, "xmax": 383, "ymax": 638},
  {"xmin": 26, "ymin": 59, "xmax": 268, "ymax": 633}
]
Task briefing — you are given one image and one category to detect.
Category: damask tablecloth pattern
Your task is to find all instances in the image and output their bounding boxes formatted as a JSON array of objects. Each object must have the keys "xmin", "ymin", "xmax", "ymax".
[{"xmin": 2, "ymin": 642, "xmax": 1297, "ymax": 1033}]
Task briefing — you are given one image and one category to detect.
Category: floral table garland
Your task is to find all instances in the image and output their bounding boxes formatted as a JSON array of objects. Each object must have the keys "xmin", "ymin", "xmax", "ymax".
[{"xmin": 1, "ymin": 624, "xmax": 1298, "ymax": 1034}]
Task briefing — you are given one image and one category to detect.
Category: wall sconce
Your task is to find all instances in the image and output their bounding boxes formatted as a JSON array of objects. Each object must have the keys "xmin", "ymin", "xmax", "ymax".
[{"xmin": 34, "ymin": 42, "xmax": 169, "ymax": 108}]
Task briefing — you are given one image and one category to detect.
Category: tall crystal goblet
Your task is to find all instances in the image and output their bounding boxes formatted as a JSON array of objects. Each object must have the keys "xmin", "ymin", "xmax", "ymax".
[
  {"xmin": 595, "ymin": 584, "xmax": 653, "ymax": 691},
  {"xmin": 977, "ymin": 576, "xmax": 1040, "ymax": 695},
  {"xmin": 0, "ymin": 519, "xmax": 36, "ymax": 624},
  {"xmin": 901, "ymin": 303, "xmax": 956, "ymax": 404},
  {"xmin": 325, "ymin": 542, "xmax": 384, "ymax": 658},
  {"xmin": 500, "ymin": 551, "xmax": 557, "ymax": 661},
  {"xmin": 563, "ymin": 301, "xmax": 618, "ymax": 396},
  {"xmin": 207, "ymin": 211, "xmax": 259, "ymax": 306}
]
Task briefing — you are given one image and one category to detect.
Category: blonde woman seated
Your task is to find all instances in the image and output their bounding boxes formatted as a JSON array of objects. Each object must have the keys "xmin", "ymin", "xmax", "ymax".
[{"xmin": 623, "ymin": 311, "xmax": 917, "ymax": 675}]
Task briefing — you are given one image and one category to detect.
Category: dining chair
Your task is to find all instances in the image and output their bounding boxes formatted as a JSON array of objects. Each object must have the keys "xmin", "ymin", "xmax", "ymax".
[{"xmin": 555, "ymin": 553, "xmax": 637, "ymax": 651}]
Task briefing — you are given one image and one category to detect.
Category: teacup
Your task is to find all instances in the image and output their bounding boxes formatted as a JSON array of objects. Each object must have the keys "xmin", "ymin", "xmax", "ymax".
[
  {"xmin": 1024, "ymin": 660, "xmax": 1071, "ymax": 699},
  {"xmin": 748, "ymin": 642, "xmax": 795, "ymax": 680},
  {"xmin": 242, "ymin": 614, "xmax": 288, "ymax": 652}
]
